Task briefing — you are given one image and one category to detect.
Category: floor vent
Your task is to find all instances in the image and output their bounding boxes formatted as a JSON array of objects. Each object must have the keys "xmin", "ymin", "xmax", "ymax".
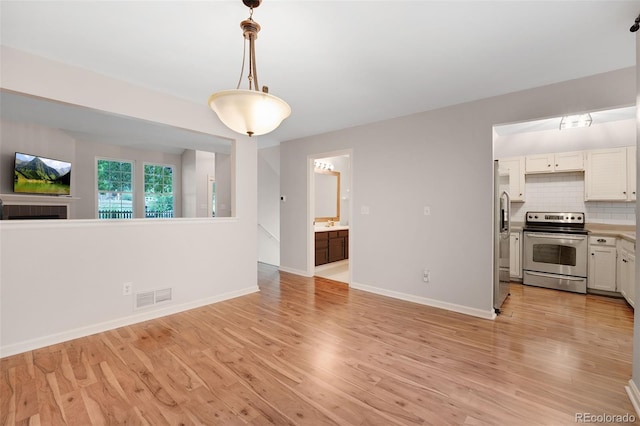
[{"xmin": 134, "ymin": 288, "xmax": 173, "ymax": 310}]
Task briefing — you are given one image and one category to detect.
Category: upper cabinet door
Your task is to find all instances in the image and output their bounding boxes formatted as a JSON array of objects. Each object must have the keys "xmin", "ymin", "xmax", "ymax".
[
  {"xmin": 627, "ymin": 146, "xmax": 636, "ymax": 201},
  {"xmin": 525, "ymin": 154, "xmax": 554, "ymax": 173},
  {"xmin": 498, "ymin": 157, "xmax": 525, "ymax": 202},
  {"xmin": 554, "ymin": 151, "xmax": 584, "ymax": 172},
  {"xmin": 526, "ymin": 151, "xmax": 584, "ymax": 173},
  {"xmin": 585, "ymin": 148, "xmax": 628, "ymax": 201}
]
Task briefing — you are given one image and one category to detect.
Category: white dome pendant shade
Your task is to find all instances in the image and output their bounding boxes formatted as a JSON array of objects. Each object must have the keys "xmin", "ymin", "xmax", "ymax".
[
  {"xmin": 209, "ymin": 0, "xmax": 291, "ymax": 138},
  {"xmin": 208, "ymin": 89, "xmax": 291, "ymax": 137}
]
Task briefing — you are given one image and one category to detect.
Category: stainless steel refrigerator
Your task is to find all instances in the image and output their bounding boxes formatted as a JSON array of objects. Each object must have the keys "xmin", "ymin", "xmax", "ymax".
[{"xmin": 493, "ymin": 160, "xmax": 510, "ymax": 313}]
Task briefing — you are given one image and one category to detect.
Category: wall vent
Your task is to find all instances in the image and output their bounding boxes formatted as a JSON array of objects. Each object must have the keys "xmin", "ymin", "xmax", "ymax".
[
  {"xmin": 134, "ymin": 288, "xmax": 173, "ymax": 310},
  {"xmin": 155, "ymin": 288, "xmax": 172, "ymax": 303},
  {"xmin": 135, "ymin": 291, "xmax": 155, "ymax": 310}
]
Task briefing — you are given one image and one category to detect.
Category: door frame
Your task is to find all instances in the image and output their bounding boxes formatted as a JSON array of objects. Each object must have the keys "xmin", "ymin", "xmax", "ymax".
[{"xmin": 307, "ymin": 149, "xmax": 354, "ymax": 281}]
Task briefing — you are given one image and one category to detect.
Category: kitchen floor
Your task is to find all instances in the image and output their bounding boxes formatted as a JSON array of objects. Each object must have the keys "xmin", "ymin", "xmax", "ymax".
[{"xmin": 314, "ymin": 260, "xmax": 349, "ymax": 283}]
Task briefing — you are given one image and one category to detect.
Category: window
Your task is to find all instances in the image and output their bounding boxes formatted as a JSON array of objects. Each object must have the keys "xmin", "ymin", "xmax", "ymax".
[
  {"xmin": 144, "ymin": 164, "xmax": 174, "ymax": 218},
  {"xmin": 97, "ymin": 159, "xmax": 133, "ymax": 219}
]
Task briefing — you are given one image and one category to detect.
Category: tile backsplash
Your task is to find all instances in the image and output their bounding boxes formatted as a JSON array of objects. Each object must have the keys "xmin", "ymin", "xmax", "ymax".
[{"xmin": 510, "ymin": 172, "xmax": 636, "ymax": 225}]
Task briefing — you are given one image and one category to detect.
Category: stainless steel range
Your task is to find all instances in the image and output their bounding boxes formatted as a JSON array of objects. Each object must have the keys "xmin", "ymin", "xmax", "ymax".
[{"xmin": 523, "ymin": 212, "xmax": 589, "ymax": 294}]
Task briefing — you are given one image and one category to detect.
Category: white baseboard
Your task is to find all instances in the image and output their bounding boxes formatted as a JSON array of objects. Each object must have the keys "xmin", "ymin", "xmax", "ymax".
[
  {"xmin": 278, "ymin": 265, "xmax": 313, "ymax": 277},
  {"xmin": 350, "ymin": 281, "xmax": 496, "ymax": 320},
  {"xmin": 626, "ymin": 379, "xmax": 640, "ymax": 418},
  {"xmin": 0, "ymin": 285, "xmax": 259, "ymax": 358}
]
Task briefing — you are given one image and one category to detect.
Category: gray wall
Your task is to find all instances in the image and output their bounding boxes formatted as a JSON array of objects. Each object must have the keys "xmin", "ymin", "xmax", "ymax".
[
  {"xmin": 280, "ymin": 67, "xmax": 636, "ymax": 317},
  {"xmin": 215, "ymin": 153, "xmax": 232, "ymax": 218},
  {"xmin": 181, "ymin": 149, "xmax": 197, "ymax": 217},
  {"xmin": 258, "ymin": 145, "xmax": 280, "ymax": 266}
]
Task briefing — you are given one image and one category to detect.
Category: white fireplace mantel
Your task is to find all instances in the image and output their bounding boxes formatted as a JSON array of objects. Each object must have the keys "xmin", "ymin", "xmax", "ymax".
[{"xmin": 0, "ymin": 193, "xmax": 79, "ymax": 205}]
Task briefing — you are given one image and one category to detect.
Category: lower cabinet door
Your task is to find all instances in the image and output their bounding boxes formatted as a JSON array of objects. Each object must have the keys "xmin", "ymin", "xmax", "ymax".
[
  {"xmin": 328, "ymin": 237, "xmax": 345, "ymax": 263},
  {"xmin": 315, "ymin": 236, "xmax": 329, "ymax": 266},
  {"xmin": 587, "ymin": 246, "xmax": 617, "ymax": 292},
  {"xmin": 315, "ymin": 247, "xmax": 329, "ymax": 266}
]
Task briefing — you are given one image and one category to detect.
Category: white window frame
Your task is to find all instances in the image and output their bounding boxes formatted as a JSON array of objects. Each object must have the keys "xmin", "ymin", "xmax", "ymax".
[
  {"xmin": 143, "ymin": 162, "xmax": 175, "ymax": 218},
  {"xmin": 96, "ymin": 158, "xmax": 135, "ymax": 219}
]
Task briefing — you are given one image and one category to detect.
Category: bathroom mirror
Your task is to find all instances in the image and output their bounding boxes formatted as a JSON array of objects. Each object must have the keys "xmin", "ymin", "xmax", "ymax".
[{"xmin": 315, "ymin": 170, "xmax": 340, "ymax": 222}]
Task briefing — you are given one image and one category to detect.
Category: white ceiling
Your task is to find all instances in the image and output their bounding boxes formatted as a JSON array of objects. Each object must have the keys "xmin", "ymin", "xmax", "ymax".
[{"xmin": 1, "ymin": 1, "xmax": 639, "ymax": 150}]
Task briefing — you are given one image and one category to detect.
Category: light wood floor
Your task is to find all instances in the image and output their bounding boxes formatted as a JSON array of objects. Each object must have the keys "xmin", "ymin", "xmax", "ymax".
[{"xmin": 1, "ymin": 265, "xmax": 636, "ymax": 425}]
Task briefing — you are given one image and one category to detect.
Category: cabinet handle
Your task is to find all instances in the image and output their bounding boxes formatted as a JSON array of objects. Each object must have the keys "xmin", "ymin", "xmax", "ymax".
[
  {"xmin": 591, "ymin": 253, "xmax": 595, "ymax": 256},
  {"xmin": 547, "ymin": 164, "xmax": 551, "ymax": 167},
  {"xmin": 597, "ymin": 238, "xmax": 606, "ymax": 243},
  {"xmin": 555, "ymin": 164, "xmax": 558, "ymax": 167},
  {"xmin": 623, "ymin": 259, "xmax": 628, "ymax": 263},
  {"xmin": 623, "ymin": 191, "xmax": 627, "ymax": 194}
]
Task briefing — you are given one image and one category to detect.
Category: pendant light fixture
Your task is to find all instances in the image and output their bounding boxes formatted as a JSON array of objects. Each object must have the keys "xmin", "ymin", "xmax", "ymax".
[{"xmin": 208, "ymin": 0, "xmax": 291, "ymax": 137}]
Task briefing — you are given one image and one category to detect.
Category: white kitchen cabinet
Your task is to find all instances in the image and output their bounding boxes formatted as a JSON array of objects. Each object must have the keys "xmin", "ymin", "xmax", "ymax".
[
  {"xmin": 554, "ymin": 151, "xmax": 585, "ymax": 172},
  {"xmin": 618, "ymin": 239, "xmax": 636, "ymax": 308},
  {"xmin": 585, "ymin": 148, "xmax": 629, "ymax": 201},
  {"xmin": 509, "ymin": 231, "xmax": 522, "ymax": 280},
  {"xmin": 525, "ymin": 151, "xmax": 584, "ymax": 174},
  {"xmin": 498, "ymin": 157, "xmax": 525, "ymax": 202},
  {"xmin": 587, "ymin": 236, "xmax": 617, "ymax": 292},
  {"xmin": 525, "ymin": 154, "xmax": 554, "ymax": 173},
  {"xmin": 627, "ymin": 146, "xmax": 636, "ymax": 201}
]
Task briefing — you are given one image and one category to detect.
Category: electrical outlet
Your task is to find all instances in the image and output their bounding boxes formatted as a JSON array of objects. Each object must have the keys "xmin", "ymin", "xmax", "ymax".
[
  {"xmin": 122, "ymin": 282, "xmax": 132, "ymax": 296},
  {"xmin": 423, "ymin": 269, "xmax": 430, "ymax": 283}
]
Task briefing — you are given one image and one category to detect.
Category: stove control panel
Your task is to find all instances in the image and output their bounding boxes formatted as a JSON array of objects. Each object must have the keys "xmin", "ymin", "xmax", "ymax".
[{"xmin": 526, "ymin": 212, "xmax": 584, "ymax": 224}]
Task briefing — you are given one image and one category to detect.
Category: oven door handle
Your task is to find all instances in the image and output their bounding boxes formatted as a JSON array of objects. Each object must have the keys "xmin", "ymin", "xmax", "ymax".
[
  {"xmin": 526, "ymin": 271, "xmax": 586, "ymax": 282},
  {"xmin": 525, "ymin": 233, "xmax": 586, "ymax": 241}
]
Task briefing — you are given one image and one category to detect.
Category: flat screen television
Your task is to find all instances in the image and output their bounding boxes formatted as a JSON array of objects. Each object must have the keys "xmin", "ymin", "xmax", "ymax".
[{"xmin": 13, "ymin": 152, "xmax": 71, "ymax": 196}]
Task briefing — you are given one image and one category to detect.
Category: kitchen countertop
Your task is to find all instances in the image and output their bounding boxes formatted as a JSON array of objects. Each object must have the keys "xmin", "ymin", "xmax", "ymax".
[
  {"xmin": 586, "ymin": 224, "xmax": 636, "ymax": 243},
  {"xmin": 315, "ymin": 224, "xmax": 349, "ymax": 232}
]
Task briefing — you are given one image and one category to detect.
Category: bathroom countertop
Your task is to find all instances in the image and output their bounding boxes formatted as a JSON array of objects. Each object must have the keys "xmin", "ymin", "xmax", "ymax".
[{"xmin": 314, "ymin": 224, "xmax": 349, "ymax": 232}]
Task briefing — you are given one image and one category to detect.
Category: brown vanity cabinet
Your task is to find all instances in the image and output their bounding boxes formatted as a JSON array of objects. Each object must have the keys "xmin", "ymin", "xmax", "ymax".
[{"xmin": 315, "ymin": 229, "xmax": 349, "ymax": 266}]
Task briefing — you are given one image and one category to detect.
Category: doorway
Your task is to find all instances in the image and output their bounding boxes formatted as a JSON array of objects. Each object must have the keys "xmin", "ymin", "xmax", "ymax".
[{"xmin": 308, "ymin": 150, "xmax": 353, "ymax": 284}]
